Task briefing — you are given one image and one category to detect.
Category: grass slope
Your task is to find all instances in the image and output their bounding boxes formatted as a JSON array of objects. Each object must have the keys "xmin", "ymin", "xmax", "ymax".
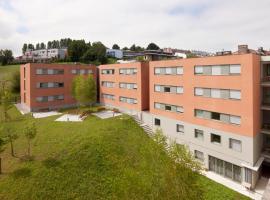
[
  {"xmin": 0, "ymin": 107, "xmax": 250, "ymax": 200},
  {"xmin": 0, "ymin": 65, "xmax": 20, "ymax": 80}
]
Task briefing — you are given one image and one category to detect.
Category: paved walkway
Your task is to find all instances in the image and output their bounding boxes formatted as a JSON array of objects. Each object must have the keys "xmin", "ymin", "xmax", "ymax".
[
  {"xmin": 92, "ymin": 111, "xmax": 122, "ymax": 119},
  {"xmin": 205, "ymin": 171, "xmax": 266, "ymax": 200},
  {"xmin": 55, "ymin": 114, "xmax": 83, "ymax": 122},
  {"xmin": 33, "ymin": 111, "xmax": 61, "ymax": 119},
  {"xmin": 262, "ymin": 179, "xmax": 270, "ymax": 200},
  {"xmin": 15, "ymin": 103, "xmax": 30, "ymax": 115}
]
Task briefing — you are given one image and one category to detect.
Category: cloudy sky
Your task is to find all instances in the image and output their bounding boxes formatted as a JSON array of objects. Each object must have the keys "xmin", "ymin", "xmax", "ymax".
[{"xmin": 1, "ymin": 0, "xmax": 270, "ymax": 56}]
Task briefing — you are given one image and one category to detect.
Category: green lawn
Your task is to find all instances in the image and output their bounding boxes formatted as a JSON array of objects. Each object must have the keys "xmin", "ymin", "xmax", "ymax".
[
  {"xmin": 0, "ymin": 65, "xmax": 20, "ymax": 80},
  {"xmin": 0, "ymin": 107, "xmax": 250, "ymax": 200}
]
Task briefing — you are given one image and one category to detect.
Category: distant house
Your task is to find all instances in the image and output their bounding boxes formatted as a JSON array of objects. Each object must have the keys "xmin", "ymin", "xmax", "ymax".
[
  {"xmin": 16, "ymin": 48, "xmax": 68, "ymax": 63},
  {"xmin": 123, "ymin": 50, "xmax": 175, "ymax": 61},
  {"xmin": 106, "ymin": 49, "xmax": 123, "ymax": 59}
]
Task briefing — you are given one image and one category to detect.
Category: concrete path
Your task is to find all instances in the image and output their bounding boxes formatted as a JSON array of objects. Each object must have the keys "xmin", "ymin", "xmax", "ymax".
[
  {"xmin": 33, "ymin": 111, "xmax": 61, "ymax": 119},
  {"xmin": 92, "ymin": 110, "xmax": 122, "ymax": 119},
  {"xmin": 262, "ymin": 179, "xmax": 270, "ymax": 200},
  {"xmin": 15, "ymin": 103, "xmax": 30, "ymax": 115},
  {"xmin": 205, "ymin": 171, "xmax": 265, "ymax": 200},
  {"xmin": 55, "ymin": 114, "xmax": 83, "ymax": 122}
]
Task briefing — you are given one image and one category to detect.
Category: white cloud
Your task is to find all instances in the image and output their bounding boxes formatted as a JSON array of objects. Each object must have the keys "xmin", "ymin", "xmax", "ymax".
[{"xmin": 0, "ymin": 0, "xmax": 270, "ymax": 56}]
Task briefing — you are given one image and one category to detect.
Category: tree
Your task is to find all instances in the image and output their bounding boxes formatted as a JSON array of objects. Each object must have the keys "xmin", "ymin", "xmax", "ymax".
[
  {"xmin": 47, "ymin": 41, "xmax": 52, "ymax": 49},
  {"xmin": 40, "ymin": 42, "xmax": 46, "ymax": 49},
  {"xmin": 27, "ymin": 44, "xmax": 34, "ymax": 50},
  {"xmin": 22, "ymin": 43, "xmax": 28, "ymax": 54},
  {"xmin": 0, "ymin": 137, "xmax": 5, "ymax": 174},
  {"xmin": 0, "ymin": 89, "xmax": 12, "ymax": 122},
  {"xmin": 35, "ymin": 43, "xmax": 40, "ymax": 50},
  {"xmin": 80, "ymin": 41, "xmax": 107, "ymax": 64},
  {"xmin": 122, "ymin": 47, "xmax": 129, "ymax": 51},
  {"xmin": 72, "ymin": 75, "xmax": 96, "ymax": 107},
  {"xmin": 10, "ymin": 71, "xmax": 20, "ymax": 94},
  {"xmin": 186, "ymin": 53, "xmax": 198, "ymax": 58},
  {"xmin": 91, "ymin": 42, "xmax": 107, "ymax": 64},
  {"xmin": 130, "ymin": 44, "xmax": 144, "ymax": 52},
  {"xmin": 112, "ymin": 44, "xmax": 120, "ymax": 50},
  {"xmin": 152, "ymin": 129, "xmax": 203, "ymax": 200},
  {"xmin": 0, "ymin": 126, "xmax": 18, "ymax": 157},
  {"xmin": 146, "ymin": 43, "xmax": 160, "ymax": 50},
  {"xmin": 130, "ymin": 44, "xmax": 136, "ymax": 51},
  {"xmin": 68, "ymin": 40, "xmax": 88, "ymax": 62},
  {"xmin": 23, "ymin": 122, "xmax": 37, "ymax": 157},
  {"xmin": 0, "ymin": 49, "xmax": 13, "ymax": 66}
]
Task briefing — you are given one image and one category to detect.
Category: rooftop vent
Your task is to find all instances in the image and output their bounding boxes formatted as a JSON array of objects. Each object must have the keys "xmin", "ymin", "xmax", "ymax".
[
  {"xmin": 238, "ymin": 45, "xmax": 249, "ymax": 54},
  {"xmin": 216, "ymin": 51, "xmax": 232, "ymax": 56}
]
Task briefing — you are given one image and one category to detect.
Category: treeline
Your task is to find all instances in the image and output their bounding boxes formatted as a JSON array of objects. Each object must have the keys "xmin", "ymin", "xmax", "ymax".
[
  {"xmin": 22, "ymin": 38, "xmax": 73, "ymax": 53},
  {"xmin": 0, "ymin": 49, "xmax": 13, "ymax": 66},
  {"xmin": 21, "ymin": 38, "xmax": 162, "ymax": 65}
]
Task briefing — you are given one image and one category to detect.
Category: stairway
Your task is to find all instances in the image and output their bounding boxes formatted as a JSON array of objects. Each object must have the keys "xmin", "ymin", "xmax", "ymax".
[{"xmin": 131, "ymin": 115, "xmax": 154, "ymax": 136}]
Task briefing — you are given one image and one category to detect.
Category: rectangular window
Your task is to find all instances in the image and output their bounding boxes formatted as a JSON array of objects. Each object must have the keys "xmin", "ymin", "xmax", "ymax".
[
  {"xmin": 209, "ymin": 156, "xmax": 242, "ymax": 183},
  {"xmin": 212, "ymin": 66, "xmax": 222, "ymax": 75},
  {"xmin": 119, "ymin": 97, "xmax": 137, "ymax": 104},
  {"xmin": 211, "ymin": 89, "xmax": 221, "ymax": 98},
  {"xmin": 229, "ymin": 138, "xmax": 242, "ymax": 152},
  {"xmin": 244, "ymin": 168, "xmax": 252, "ymax": 184},
  {"xmin": 37, "ymin": 82, "xmax": 64, "ymax": 88},
  {"xmin": 155, "ymin": 67, "xmax": 183, "ymax": 75},
  {"xmin": 155, "ymin": 102, "xmax": 183, "ymax": 113},
  {"xmin": 211, "ymin": 112, "xmax": 221, "ymax": 120},
  {"xmin": 36, "ymin": 69, "xmax": 43, "ymax": 74},
  {"xmin": 195, "ymin": 88, "xmax": 241, "ymax": 100},
  {"xmin": 155, "ymin": 85, "xmax": 183, "ymax": 94},
  {"xmin": 195, "ymin": 129, "xmax": 204, "ymax": 140},
  {"xmin": 211, "ymin": 134, "xmax": 221, "ymax": 144},
  {"xmin": 102, "ymin": 81, "xmax": 114, "ymax": 88},
  {"xmin": 230, "ymin": 90, "xmax": 241, "ymax": 100},
  {"xmin": 195, "ymin": 66, "xmax": 203, "ymax": 74},
  {"xmin": 155, "ymin": 118, "xmax": 161, "ymax": 126},
  {"xmin": 194, "ymin": 150, "xmax": 204, "ymax": 161},
  {"xmin": 195, "ymin": 64, "xmax": 241, "ymax": 75},
  {"xmin": 102, "ymin": 93, "xmax": 115, "ymax": 100},
  {"xmin": 195, "ymin": 109, "xmax": 241, "ymax": 125},
  {"xmin": 195, "ymin": 88, "xmax": 203, "ymax": 96},
  {"xmin": 230, "ymin": 115, "xmax": 241, "ymax": 125},
  {"xmin": 155, "ymin": 85, "xmax": 161, "ymax": 92},
  {"xmin": 119, "ymin": 68, "xmax": 137, "ymax": 75},
  {"xmin": 102, "ymin": 69, "xmax": 114, "ymax": 74},
  {"xmin": 176, "ymin": 124, "xmax": 184, "ymax": 133},
  {"xmin": 230, "ymin": 65, "xmax": 241, "ymax": 74},
  {"xmin": 119, "ymin": 83, "xmax": 137, "ymax": 90}
]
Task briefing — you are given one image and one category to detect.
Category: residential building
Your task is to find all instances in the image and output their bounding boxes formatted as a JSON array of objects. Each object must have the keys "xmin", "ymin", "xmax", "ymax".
[
  {"xmin": 20, "ymin": 45, "xmax": 270, "ymax": 194},
  {"xmin": 100, "ymin": 53, "xmax": 270, "ymax": 191},
  {"xmin": 17, "ymin": 48, "xmax": 67, "ymax": 62},
  {"xmin": 106, "ymin": 49, "xmax": 123, "ymax": 59},
  {"xmin": 123, "ymin": 50, "xmax": 175, "ymax": 61},
  {"xmin": 20, "ymin": 63, "xmax": 97, "ymax": 112},
  {"xmin": 99, "ymin": 61, "xmax": 149, "ymax": 113},
  {"xmin": 142, "ymin": 54, "xmax": 262, "ymax": 190}
]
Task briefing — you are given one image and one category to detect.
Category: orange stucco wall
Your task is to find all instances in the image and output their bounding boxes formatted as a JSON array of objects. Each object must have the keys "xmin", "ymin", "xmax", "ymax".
[
  {"xmin": 20, "ymin": 63, "xmax": 97, "ymax": 111},
  {"xmin": 149, "ymin": 54, "xmax": 261, "ymax": 137},
  {"xmin": 99, "ymin": 62, "xmax": 149, "ymax": 111}
]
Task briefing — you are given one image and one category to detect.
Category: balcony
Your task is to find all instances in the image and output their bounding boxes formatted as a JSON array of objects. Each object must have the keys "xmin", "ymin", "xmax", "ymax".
[
  {"xmin": 261, "ymin": 77, "xmax": 270, "ymax": 87},
  {"xmin": 261, "ymin": 63, "xmax": 270, "ymax": 86},
  {"xmin": 262, "ymin": 110, "xmax": 270, "ymax": 135}
]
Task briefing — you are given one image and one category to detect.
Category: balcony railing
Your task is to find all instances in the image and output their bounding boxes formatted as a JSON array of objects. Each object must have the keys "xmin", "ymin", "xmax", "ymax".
[{"xmin": 261, "ymin": 76, "xmax": 270, "ymax": 82}]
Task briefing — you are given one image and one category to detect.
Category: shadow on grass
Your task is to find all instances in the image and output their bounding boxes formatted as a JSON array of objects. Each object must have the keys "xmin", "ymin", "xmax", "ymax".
[
  {"xmin": 20, "ymin": 155, "xmax": 35, "ymax": 162},
  {"xmin": 11, "ymin": 168, "xmax": 32, "ymax": 178},
  {"xmin": 42, "ymin": 158, "xmax": 61, "ymax": 168}
]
